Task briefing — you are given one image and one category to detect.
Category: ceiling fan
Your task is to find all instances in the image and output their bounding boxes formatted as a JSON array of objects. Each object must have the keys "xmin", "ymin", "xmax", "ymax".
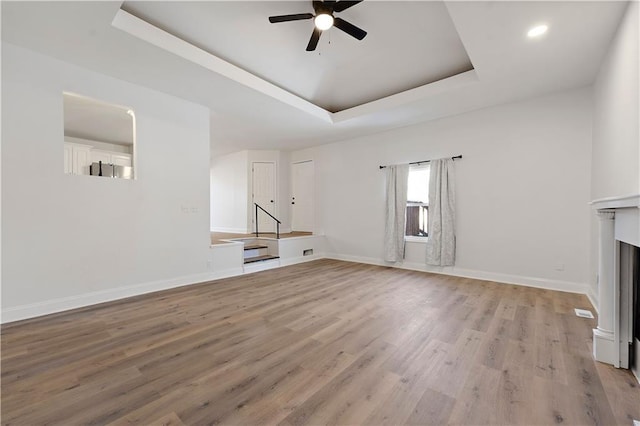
[{"xmin": 268, "ymin": 0, "xmax": 367, "ymax": 51}]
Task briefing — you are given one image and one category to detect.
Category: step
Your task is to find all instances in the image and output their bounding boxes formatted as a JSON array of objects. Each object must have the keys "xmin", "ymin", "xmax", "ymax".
[
  {"xmin": 244, "ymin": 255, "xmax": 280, "ymax": 264},
  {"xmin": 244, "ymin": 247, "xmax": 269, "ymax": 259},
  {"xmin": 244, "ymin": 244, "xmax": 269, "ymax": 251}
]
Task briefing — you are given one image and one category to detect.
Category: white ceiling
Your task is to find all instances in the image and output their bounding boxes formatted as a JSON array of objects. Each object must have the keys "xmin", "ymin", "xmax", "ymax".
[
  {"xmin": 121, "ymin": 1, "xmax": 474, "ymax": 112},
  {"xmin": 1, "ymin": 1, "xmax": 629, "ymax": 157},
  {"xmin": 64, "ymin": 92, "xmax": 134, "ymax": 146}
]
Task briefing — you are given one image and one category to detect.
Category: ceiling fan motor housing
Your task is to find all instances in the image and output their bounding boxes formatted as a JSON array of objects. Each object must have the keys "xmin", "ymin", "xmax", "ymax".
[
  {"xmin": 313, "ymin": 3, "xmax": 333, "ymax": 17},
  {"xmin": 268, "ymin": 0, "xmax": 367, "ymax": 51}
]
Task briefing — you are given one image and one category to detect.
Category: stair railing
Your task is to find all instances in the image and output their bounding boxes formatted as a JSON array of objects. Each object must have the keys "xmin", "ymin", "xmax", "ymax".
[{"xmin": 254, "ymin": 203, "xmax": 281, "ymax": 239}]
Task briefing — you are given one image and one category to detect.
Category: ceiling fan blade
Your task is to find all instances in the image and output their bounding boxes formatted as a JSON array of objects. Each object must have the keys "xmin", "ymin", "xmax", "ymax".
[
  {"xmin": 333, "ymin": 17, "xmax": 367, "ymax": 40},
  {"xmin": 332, "ymin": 0, "xmax": 363, "ymax": 13},
  {"xmin": 306, "ymin": 27, "xmax": 322, "ymax": 51},
  {"xmin": 268, "ymin": 13, "xmax": 313, "ymax": 23}
]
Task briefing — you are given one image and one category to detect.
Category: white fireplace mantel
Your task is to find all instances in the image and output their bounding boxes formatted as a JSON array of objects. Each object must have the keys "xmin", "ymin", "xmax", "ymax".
[
  {"xmin": 591, "ymin": 193, "xmax": 639, "ymax": 369},
  {"xmin": 591, "ymin": 193, "xmax": 640, "ymax": 210}
]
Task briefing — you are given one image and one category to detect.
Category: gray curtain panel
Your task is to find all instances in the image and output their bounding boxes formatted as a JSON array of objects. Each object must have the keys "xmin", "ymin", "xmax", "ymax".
[
  {"xmin": 384, "ymin": 164, "xmax": 409, "ymax": 262},
  {"xmin": 426, "ymin": 158, "xmax": 456, "ymax": 266}
]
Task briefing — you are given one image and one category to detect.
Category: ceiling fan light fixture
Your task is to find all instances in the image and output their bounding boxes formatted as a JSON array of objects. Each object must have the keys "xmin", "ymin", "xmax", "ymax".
[
  {"xmin": 314, "ymin": 13, "xmax": 334, "ymax": 30},
  {"xmin": 268, "ymin": 1, "xmax": 366, "ymax": 51}
]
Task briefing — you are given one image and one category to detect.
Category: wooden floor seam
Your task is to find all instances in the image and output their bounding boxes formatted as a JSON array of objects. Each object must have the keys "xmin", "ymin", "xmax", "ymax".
[{"xmin": 2, "ymin": 259, "xmax": 639, "ymax": 425}]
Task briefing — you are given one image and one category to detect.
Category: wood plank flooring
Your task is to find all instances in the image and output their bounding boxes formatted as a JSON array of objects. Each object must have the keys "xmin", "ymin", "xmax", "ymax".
[
  {"xmin": 211, "ymin": 232, "xmax": 312, "ymax": 245},
  {"xmin": 2, "ymin": 259, "xmax": 639, "ymax": 425}
]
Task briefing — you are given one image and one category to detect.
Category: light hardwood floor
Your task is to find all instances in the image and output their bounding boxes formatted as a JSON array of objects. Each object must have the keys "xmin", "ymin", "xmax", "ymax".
[
  {"xmin": 2, "ymin": 259, "xmax": 639, "ymax": 425},
  {"xmin": 211, "ymin": 232, "xmax": 312, "ymax": 245}
]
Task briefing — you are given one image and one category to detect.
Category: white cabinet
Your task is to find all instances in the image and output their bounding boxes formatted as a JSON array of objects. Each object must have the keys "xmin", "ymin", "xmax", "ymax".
[
  {"xmin": 91, "ymin": 149, "xmax": 111, "ymax": 165},
  {"xmin": 91, "ymin": 149, "xmax": 132, "ymax": 167},
  {"xmin": 74, "ymin": 146, "xmax": 92, "ymax": 175},
  {"xmin": 64, "ymin": 142, "xmax": 92, "ymax": 175},
  {"xmin": 63, "ymin": 144, "xmax": 73, "ymax": 174},
  {"xmin": 112, "ymin": 153, "xmax": 132, "ymax": 167},
  {"xmin": 64, "ymin": 141, "xmax": 133, "ymax": 177}
]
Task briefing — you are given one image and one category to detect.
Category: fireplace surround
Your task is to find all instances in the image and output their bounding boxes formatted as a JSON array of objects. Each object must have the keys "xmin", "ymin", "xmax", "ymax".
[{"xmin": 591, "ymin": 193, "xmax": 639, "ymax": 382}]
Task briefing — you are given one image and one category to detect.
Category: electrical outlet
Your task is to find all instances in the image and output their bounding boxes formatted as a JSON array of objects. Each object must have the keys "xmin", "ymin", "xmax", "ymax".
[
  {"xmin": 206, "ymin": 260, "xmax": 212, "ymax": 269},
  {"xmin": 554, "ymin": 262, "xmax": 565, "ymax": 271}
]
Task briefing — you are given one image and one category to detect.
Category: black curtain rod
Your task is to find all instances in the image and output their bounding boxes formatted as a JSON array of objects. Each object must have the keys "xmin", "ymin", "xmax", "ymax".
[{"xmin": 379, "ymin": 155, "xmax": 462, "ymax": 169}]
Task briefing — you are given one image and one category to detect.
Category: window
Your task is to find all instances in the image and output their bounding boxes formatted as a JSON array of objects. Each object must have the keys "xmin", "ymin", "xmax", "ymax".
[{"xmin": 406, "ymin": 165, "xmax": 429, "ymax": 238}]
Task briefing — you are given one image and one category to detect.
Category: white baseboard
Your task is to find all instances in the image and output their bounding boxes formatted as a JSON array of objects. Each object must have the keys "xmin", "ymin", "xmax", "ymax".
[
  {"xmin": 593, "ymin": 328, "xmax": 617, "ymax": 367},
  {"xmin": 2, "ymin": 250, "xmax": 592, "ymax": 324},
  {"xmin": 242, "ymin": 253, "xmax": 325, "ymax": 273},
  {"xmin": 280, "ymin": 253, "xmax": 325, "ymax": 267},
  {"xmin": 243, "ymin": 259, "xmax": 281, "ymax": 273},
  {"xmin": 1, "ymin": 255, "xmax": 326, "ymax": 324},
  {"xmin": 325, "ymin": 253, "xmax": 591, "ymax": 295},
  {"xmin": 1, "ymin": 269, "xmax": 241, "ymax": 324}
]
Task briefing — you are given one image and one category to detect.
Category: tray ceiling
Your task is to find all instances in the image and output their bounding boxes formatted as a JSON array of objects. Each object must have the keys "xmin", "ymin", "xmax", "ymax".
[
  {"xmin": 121, "ymin": 1, "xmax": 474, "ymax": 112},
  {"xmin": 1, "ymin": 1, "xmax": 630, "ymax": 155}
]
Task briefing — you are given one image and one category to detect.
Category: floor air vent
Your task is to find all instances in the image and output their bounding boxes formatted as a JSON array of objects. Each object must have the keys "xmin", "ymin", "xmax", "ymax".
[{"xmin": 574, "ymin": 308, "xmax": 594, "ymax": 319}]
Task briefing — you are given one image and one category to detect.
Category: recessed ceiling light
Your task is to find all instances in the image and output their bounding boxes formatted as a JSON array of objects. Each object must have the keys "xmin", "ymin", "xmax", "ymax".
[
  {"xmin": 527, "ymin": 24, "xmax": 548, "ymax": 38},
  {"xmin": 314, "ymin": 14, "xmax": 334, "ymax": 31}
]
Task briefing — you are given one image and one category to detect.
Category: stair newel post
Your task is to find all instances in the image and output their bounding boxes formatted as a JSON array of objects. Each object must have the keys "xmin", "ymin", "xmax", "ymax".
[
  {"xmin": 255, "ymin": 203, "xmax": 259, "ymax": 237},
  {"xmin": 277, "ymin": 222, "xmax": 280, "ymax": 239}
]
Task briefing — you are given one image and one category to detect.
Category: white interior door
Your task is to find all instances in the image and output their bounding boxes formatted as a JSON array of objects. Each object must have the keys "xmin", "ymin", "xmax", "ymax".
[
  {"xmin": 291, "ymin": 161, "xmax": 314, "ymax": 232},
  {"xmin": 252, "ymin": 162, "xmax": 276, "ymax": 233}
]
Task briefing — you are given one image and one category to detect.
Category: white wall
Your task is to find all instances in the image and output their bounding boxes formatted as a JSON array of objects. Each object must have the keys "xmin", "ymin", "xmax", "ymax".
[
  {"xmin": 210, "ymin": 150, "xmax": 291, "ymax": 234},
  {"xmin": 592, "ymin": 1, "xmax": 639, "ymax": 201},
  {"xmin": 292, "ymin": 88, "xmax": 593, "ymax": 293},
  {"xmin": 589, "ymin": 1, "xmax": 639, "ymax": 307},
  {"xmin": 2, "ymin": 43, "xmax": 212, "ymax": 322},
  {"xmin": 247, "ymin": 150, "xmax": 291, "ymax": 233},
  {"xmin": 210, "ymin": 150, "xmax": 249, "ymax": 233}
]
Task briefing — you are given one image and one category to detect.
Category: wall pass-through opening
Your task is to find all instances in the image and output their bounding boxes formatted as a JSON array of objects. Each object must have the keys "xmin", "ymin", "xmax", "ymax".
[{"xmin": 63, "ymin": 92, "xmax": 136, "ymax": 179}]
